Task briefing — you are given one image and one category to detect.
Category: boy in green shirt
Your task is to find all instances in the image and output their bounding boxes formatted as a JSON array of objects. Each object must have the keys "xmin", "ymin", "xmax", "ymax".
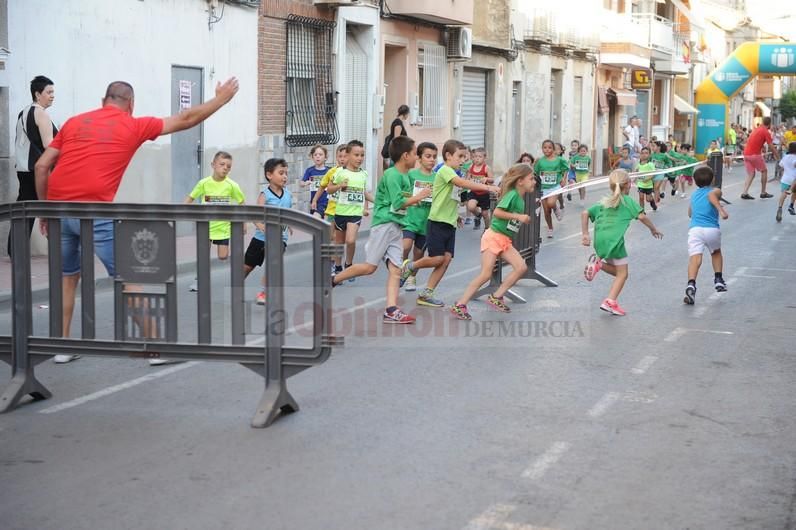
[
  {"xmin": 651, "ymin": 141, "xmax": 671, "ymax": 201},
  {"xmin": 570, "ymin": 144, "xmax": 592, "ymax": 202},
  {"xmin": 678, "ymin": 143, "xmax": 698, "ymax": 198},
  {"xmin": 400, "ymin": 139, "xmax": 499, "ymax": 307},
  {"xmin": 402, "ymin": 141, "xmax": 437, "ymax": 292},
  {"xmin": 636, "ymin": 147, "xmax": 657, "ymax": 212},
  {"xmin": 332, "ymin": 136, "xmax": 431, "ymax": 324}
]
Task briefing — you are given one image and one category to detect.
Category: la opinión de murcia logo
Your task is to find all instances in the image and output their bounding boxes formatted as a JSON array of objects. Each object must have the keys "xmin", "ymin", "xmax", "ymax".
[
  {"xmin": 131, "ymin": 229, "xmax": 159, "ymax": 266},
  {"xmin": 771, "ymin": 47, "xmax": 795, "ymax": 68}
]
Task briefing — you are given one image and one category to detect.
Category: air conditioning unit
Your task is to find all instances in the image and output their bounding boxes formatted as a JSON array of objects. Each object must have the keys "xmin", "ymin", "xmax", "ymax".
[{"xmin": 447, "ymin": 27, "xmax": 472, "ymax": 61}]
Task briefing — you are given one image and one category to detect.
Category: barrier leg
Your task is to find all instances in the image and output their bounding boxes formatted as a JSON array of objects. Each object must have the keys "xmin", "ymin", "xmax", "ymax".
[
  {"xmin": 0, "ymin": 370, "xmax": 52, "ymax": 412},
  {"xmin": 525, "ymin": 269, "xmax": 559, "ymax": 287},
  {"xmin": 251, "ymin": 382, "xmax": 299, "ymax": 428}
]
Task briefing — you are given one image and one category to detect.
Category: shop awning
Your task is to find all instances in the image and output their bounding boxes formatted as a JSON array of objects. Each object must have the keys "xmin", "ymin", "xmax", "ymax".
[
  {"xmin": 755, "ymin": 101, "xmax": 771, "ymax": 117},
  {"xmin": 607, "ymin": 88, "xmax": 637, "ymax": 107},
  {"xmin": 673, "ymin": 94, "xmax": 699, "ymax": 114}
]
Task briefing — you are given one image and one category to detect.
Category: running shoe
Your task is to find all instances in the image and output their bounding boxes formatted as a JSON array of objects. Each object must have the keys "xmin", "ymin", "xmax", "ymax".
[
  {"xmin": 383, "ymin": 307, "xmax": 416, "ymax": 324},
  {"xmin": 554, "ymin": 206, "xmax": 563, "ymax": 221},
  {"xmin": 789, "ymin": 205, "xmax": 796, "ymax": 215},
  {"xmin": 547, "ymin": 228, "xmax": 554, "ymax": 239},
  {"xmin": 464, "ymin": 218, "xmax": 472, "ymax": 225},
  {"xmin": 740, "ymin": 193, "xmax": 754, "ymax": 200},
  {"xmin": 651, "ymin": 201, "xmax": 658, "ymax": 211},
  {"xmin": 671, "ymin": 189, "xmax": 676, "ymax": 196},
  {"xmin": 189, "ymin": 279, "xmax": 198, "ymax": 292},
  {"xmin": 417, "ymin": 292, "xmax": 445, "ymax": 308},
  {"xmin": 567, "ymin": 193, "xmax": 572, "ymax": 201},
  {"xmin": 659, "ymin": 192, "xmax": 665, "ymax": 199},
  {"xmin": 599, "ymin": 298, "xmax": 626, "ymax": 316},
  {"xmin": 680, "ymin": 193, "xmax": 687, "ymax": 198},
  {"xmin": 474, "ymin": 217, "xmax": 481, "ymax": 229},
  {"xmin": 776, "ymin": 207, "xmax": 783, "ymax": 222},
  {"xmin": 584, "ymin": 253, "xmax": 602, "ymax": 281},
  {"xmin": 760, "ymin": 192, "xmax": 773, "ymax": 199},
  {"xmin": 450, "ymin": 303, "xmax": 472, "ymax": 321},
  {"xmin": 683, "ymin": 284, "xmax": 696, "ymax": 305},
  {"xmin": 714, "ymin": 278, "xmax": 727, "ymax": 292},
  {"xmin": 404, "ymin": 275, "xmax": 417, "ymax": 292},
  {"xmin": 255, "ymin": 291, "xmax": 266, "ymax": 305},
  {"xmin": 399, "ymin": 259, "xmax": 414, "ymax": 287},
  {"xmin": 53, "ymin": 354, "xmax": 80, "ymax": 364},
  {"xmin": 487, "ymin": 294, "xmax": 511, "ymax": 313}
]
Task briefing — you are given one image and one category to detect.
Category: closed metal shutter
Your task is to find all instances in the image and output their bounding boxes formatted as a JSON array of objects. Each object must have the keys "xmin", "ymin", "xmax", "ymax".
[
  {"xmin": 462, "ymin": 68, "xmax": 487, "ymax": 148},
  {"xmin": 345, "ymin": 35, "xmax": 369, "ymax": 145}
]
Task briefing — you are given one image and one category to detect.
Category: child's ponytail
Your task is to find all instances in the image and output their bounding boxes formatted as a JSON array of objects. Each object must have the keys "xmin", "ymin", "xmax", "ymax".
[{"xmin": 601, "ymin": 169, "xmax": 629, "ymax": 209}]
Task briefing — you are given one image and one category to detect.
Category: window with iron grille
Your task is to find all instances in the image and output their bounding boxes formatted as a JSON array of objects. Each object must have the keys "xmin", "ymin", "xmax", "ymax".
[
  {"xmin": 285, "ymin": 15, "xmax": 338, "ymax": 147},
  {"xmin": 417, "ymin": 43, "xmax": 447, "ymax": 129}
]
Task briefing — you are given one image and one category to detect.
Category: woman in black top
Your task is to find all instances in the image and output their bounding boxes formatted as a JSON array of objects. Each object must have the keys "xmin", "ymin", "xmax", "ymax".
[{"xmin": 382, "ymin": 104, "xmax": 409, "ymax": 167}]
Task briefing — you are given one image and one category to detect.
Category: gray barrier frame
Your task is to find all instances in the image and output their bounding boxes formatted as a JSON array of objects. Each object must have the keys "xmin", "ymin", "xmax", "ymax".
[
  {"xmin": 0, "ymin": 201, "xmax": 342, "ymax": 428},
  {"xmin": 474, "ymin": 188, "xmax": 557, "ymax": 303}
]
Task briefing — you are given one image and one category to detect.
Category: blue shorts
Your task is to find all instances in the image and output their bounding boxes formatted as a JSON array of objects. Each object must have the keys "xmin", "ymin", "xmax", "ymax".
[
  {"xmin": 61, "ymin": 218, "xmax": 115, "ymax": 276},
  {"xmin": 782, "ymin": 182, "xmax": 795, "ymax": 193}
]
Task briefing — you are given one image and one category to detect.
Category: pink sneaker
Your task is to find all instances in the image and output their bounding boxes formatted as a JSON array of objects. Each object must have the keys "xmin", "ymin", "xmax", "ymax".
[
  {"xmin": 599, "ymin": 298, "xmax": 626, "ymax": 316},
  {"xmin": 584, "ymin": 254, "xmax": 602, "ymax": 281}
]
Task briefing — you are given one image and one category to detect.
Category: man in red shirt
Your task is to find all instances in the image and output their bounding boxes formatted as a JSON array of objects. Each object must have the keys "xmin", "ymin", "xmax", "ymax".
[
  {"xmin": 741, "ymin": 116, "xmax": 779, "ymax": 200},
  {"xmin": 34, "ymin": 78, "xmax": 239, "ymax": 363}
]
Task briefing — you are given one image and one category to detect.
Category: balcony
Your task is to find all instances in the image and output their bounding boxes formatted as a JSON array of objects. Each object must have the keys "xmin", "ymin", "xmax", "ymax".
[
  {"xmin": 523, "ymin": 8, "xmax": 555, "ymax": 44},
  {"xmin": 384, "ymin": 0, "xmax": 473, "ymax": 26},
  {"xmin": 599, "ymin": 10, "xmax": 650, "ymax": 68}
]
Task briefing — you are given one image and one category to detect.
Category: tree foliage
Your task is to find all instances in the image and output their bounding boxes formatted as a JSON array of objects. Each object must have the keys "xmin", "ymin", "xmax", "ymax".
[{"xmin": 781, "ymin": 90, "xmax": 796, "ymax": 122}]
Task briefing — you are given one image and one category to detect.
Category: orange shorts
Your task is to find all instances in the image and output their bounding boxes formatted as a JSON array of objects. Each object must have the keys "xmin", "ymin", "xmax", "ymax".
[{"xmin": 480, "ymin": 228, "xmax": 513, "ymax": 255}]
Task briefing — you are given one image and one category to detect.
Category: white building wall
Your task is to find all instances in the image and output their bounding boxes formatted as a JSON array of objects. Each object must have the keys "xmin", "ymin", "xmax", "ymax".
[{"xmin": 7, "ymin": 0, "xmax": 259, "ymax": 205}]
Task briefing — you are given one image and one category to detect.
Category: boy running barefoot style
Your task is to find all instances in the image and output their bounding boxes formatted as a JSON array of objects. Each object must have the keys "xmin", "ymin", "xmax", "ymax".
[
  {"xmin": 400, "ymin": 139, "xmax": 500, "ymax": 307},
  {"xmin": 313, "ymin": 145, "xmax": 348, "ymax": 274},
  {"xmin": 570, "ymin": 144, "xmax": 591, "ymax": 202},
  {"xmin": 185, "ymin": 151, "xmax": 245, "ymax": 293},
  {"xmin": 327, "ymin": 140, "xmax": 370, "ymax": 281},
  {"xmin": 300, "ymin": 144, "xmax": 329, "ymax": 219},
  {"xmin": 402, "ymin": 142, "xmax": 437, "ymax": 292},
  {"xmin": 582, "ymin": 169, "xmax": 663, "ymax": 316},
  {"xmin": 636, "ymin": 147, "xmax": 657, "ymax": 212},
  {"xmin": 534, "ymin": 139, "xmax": 570, "ymax": 238},
  {"xmin": 450, "ymin": 164, "xmax": 536, "ymax": 320},
  {"xmin": 331, "ymin": 136, "xmax": 431, "ymax": 324},
  {"xmin": 466, "ymin": 147, "xmax": 495, "ymax": 230},
  {"xmin": 684, "ymin": 166, "xmax": 728, "ymax": 304},
  {"xmin": 244, "ymin": 158, "xmax": 292, "ymax": 305},
  {"xmin": 775, "ymin": 142, "xmax": 796, "ymax": 222}
]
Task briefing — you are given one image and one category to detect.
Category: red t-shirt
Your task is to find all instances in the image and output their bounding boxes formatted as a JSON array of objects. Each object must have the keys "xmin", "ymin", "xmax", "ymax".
[
  {"xmin": 743, "ymin": 126, "xmax": 772, "ymax": 156},
  {"xmin": 47, "ymin": 106, "xmax": 163, "ymax": 201}
]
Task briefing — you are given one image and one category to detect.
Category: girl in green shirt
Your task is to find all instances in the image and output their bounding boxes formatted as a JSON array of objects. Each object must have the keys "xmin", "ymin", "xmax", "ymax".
[
  {"xmin": 451, "ymin": 164, "xmax": 536, "ymax": 320},
  {"xmin": 533, "ymin": 140, "xmax": 570, "ymax": 238}
]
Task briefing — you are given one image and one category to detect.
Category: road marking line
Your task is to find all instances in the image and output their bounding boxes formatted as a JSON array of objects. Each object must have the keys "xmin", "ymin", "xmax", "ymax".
[
  {"xmin": 464, "ymin": 504, "xmax": 558, "ymax": 530},
  {"xmin": 746, "ymin": 267, "xmax": 796, "ymax": 272},
  {"xmin": 631, "ymin": 355, "xmax": 658, "ymax": 375},
  {"xmin": 39, "ymin": 361, "xmax": 201, "ymax": 414},
  {"xmin": 522, "ymin": 441, "xmax": 571, "ymax": 480},
  {"xmin": 587, "ymin": 392, "xmax": 621, "ymax": 418},
  {"xmin": 665, "ymin": 327, "xmax": 734, "ymax": 343},
  {"xmin": 622, "ymin": 390, "xmax": 658, "ymax": 403},
  {"xmin": 664, "ymin": 327, "xmax": 687, "ymax": 342}
]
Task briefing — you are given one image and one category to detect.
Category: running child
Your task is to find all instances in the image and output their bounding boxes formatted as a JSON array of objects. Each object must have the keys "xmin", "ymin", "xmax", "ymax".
[
  {"xmin": 776, "ymin": 141, "xmax": 796, "ymax": 222},
  {"xmin": 651, "ymin": 141, "xmax": 672, "ymax": 201},
  {"xmin": 636, "ymin": 147, "xmax": 657, "ymax": 212},
  {"xmin": 666, "ymin": 142, "xmax": 687, "ymax": 197},
  {"xmin": 555, "ymin": 142, "xmax": 567, "ymax": 209},
  {"xmin": 402, "ymin": 141, "xmax": 437, "ymax": 292},
  {"xmin": 517, "ymin": 153, "xmax": 535, "ymax": 165},
  {"xmin": 312, "ymin": 144, "xmax": 348, "ymax": 274},
  {"xmin": 327, "ymin": 140, "xmax": 370, "ymax": 280},
  {"xmin": 570, "ymin": 144, "xmax": 591, "ymax": 202},
  {"xmin": 466, "ymin": 147, "xmax": 495, "ymax": 230},
  {"xmin": 582, "ymin": 169, "xmax": 663, "ymax": 316},
  {"xmin": 683, "ymin": 166, "xmax": 728, "ymax": 304},
  {"xmin": 612, "ymin": 146, "xmax": 637, "ymax": 172},
  {"xmin": 534, "ymin": 139, "xmax": 570, "ymax": 238},
  {"xmin": 677, "ymin": 144, "xmax": 698, "ymax": 198},
  {"xmin": 400, "ymin": 139, "xmax": 500, "ymax": 307},
  {"xmin": 450, "ymin": 164, "xmax": 536, "ymax": 320},
  {"xmin": 331, "ymin": 136, "xmax": 431, "ymax": 323},
  {"xmin": 567, "ymin": 140, "xmax": 580, "ymax": 201},
  {"xmin": 185, "ymin": 151, "xmax": 245, "ymax": 292},
  {"xmin": 244, "ymin": 158, "xmax": 293, "ymax": 305},
  {"xmin": 301, "ymin": 144, "xmax": 329, "ymax": 219}
]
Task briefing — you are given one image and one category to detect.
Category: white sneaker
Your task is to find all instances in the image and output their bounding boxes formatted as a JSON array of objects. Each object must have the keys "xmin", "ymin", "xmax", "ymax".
[
  {"xmin": 53, "ymin": 354, "xmax": 80, "ymax": 364},
  {"xmin": 188, "ymin": 279, "xmax": 198, "ymax": 292},
  {"xmin": 680, "ymin": 193, "xmax": 687, "ymax": 198},
  {"xmin": 554, "ymin": 206, "xmax": 563, "ymax": 221},
  {"xmin": 404, "ymin": 275, "xmax": 417, "ymax": 292}
]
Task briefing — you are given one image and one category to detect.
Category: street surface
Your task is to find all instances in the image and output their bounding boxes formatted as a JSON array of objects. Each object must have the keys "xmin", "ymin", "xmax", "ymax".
[{"xmin": 0, "ymin": 168, "xmax": 794, "ymax": 530}]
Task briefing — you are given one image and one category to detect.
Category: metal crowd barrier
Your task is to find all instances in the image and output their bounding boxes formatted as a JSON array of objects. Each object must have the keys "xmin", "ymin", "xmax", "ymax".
[
  {"xmin": 474, "ymin": 187, "xmax": 557, "ymax": 303},
  {"xmin": 0, "ymin": 201, "xmax": 342, "ymax": 428}
]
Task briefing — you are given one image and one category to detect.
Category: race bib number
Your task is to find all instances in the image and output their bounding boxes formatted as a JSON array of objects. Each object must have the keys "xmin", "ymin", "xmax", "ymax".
[
  {"xmin": 540, "ymin": 171, "xmax": 558, "ymax": 185},
  {"xmin": 507, "ymin": 219, "xmax": 521, "ymax": 233},
  {"xmin": 413, "ymin": 181, "xmax": 433, "ymax": 204},
  {"xmin": 575, "ymin": 161, "xmax": 589, "ymax": 171},
  {"xmin": 204, "ymin": 195, "xmax": 230, "ymax": 204},
  {"xmin": 309, "ymin": 177, "xmax": 320, "ymax": 192},
  {"xmin": 337, "ymin": 187, "xmax": 365, "ymax": 206}
]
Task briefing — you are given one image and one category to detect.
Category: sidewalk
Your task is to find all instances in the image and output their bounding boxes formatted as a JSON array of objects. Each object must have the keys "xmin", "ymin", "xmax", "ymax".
[{"xmin": 0, "ymin": 215, "xmax": 373, "ymax": 303}]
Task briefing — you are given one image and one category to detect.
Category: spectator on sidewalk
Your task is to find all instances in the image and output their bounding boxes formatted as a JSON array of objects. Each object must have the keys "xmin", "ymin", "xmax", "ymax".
[
  {"xmin": 34, "ymin": 77, "xmax": 239, "ymax": 363},
  {"xmin": 740, "ymin": 117, "xmax": 779, "ymax": 200},
  {"xmin": 8, "ymin": 75, "xmax": 58, "ymax": 257}
]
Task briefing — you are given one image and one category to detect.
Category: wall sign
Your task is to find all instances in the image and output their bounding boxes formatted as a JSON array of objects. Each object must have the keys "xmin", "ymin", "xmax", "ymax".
[{"xmin": 631, "ymin": 68, "xmax": 652, "ymax": 90}]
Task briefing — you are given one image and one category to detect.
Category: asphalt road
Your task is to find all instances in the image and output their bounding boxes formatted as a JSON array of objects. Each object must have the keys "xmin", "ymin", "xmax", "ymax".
[{"xmin": 0, "ymin": 167, "xmax": 794, "ymax": 530}]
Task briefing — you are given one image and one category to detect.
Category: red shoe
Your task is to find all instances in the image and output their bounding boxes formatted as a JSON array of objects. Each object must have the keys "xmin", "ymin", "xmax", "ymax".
[
  {"xmin": 383, "ymin": 307, "xmax": 416, "ymax": 324},
  {"xmin": 584, "ymin": 254, "xmax": 602, "ymax": 281},
  {"xmin": 599, "ymin": 298, "xmax": 626, "ymax": 316}
]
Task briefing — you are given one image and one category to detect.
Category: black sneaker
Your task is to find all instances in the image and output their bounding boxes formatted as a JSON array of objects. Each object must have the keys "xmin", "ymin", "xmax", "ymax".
[
  {"xmin": 760, "ymin": 192, "xmax": 773, "ymax": 199},
  {"xmin": 567, "ymin": 193, "xmax": 572, "ymax": 201},
  {"xmin": 741, "ymin": 193, "xmax": 754, "ymax": 200},
  {"xmin": 789, "ymin": 205, "xmax": 795, "ymax": 215},
  {"xmin": 671, "ymin": 189, "xmax": 676, "ymax": 196},
  {"xmin": 777, "ymin": 207, "xmax": 783, "ymax": 222},
  {"xmin": 473, "ymin": 217, "xmax": 481, "ymax": 229},
  {"xmin": 659, "ymin": 192, "xmax": 665, "ymax": 199},
  {"xmin": 651, "ymin": 201, "xmax": 658, "ymax": 211},
  {"xmin": 684, "ymin": 284, "xmax": 696, "ymax": 305},
  {"xmin": 714, "ymin": 278, "xmax": 727, "ymax": 292}
]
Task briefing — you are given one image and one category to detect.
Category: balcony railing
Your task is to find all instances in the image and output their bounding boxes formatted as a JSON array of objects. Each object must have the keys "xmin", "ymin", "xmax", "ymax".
[
  {"xmin": 633, "ymin": 13, "xmax": 678, "ymax": 55},
  {"xmin": 599, "ymin": 9, "xmax": 647, "ymax": 47}
]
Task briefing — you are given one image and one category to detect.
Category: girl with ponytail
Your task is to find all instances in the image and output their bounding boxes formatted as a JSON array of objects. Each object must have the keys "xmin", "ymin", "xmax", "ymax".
[{"xmin": 580, "ymin": 169, "xmax": 663, "ymax": 316}]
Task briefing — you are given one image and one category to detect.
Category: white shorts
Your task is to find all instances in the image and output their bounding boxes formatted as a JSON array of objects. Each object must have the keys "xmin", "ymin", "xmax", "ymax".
[
  {"xmin": 364, "ymin": 222, "xmax": 403, "ymax": 267},
  {"xmin": 688, "ymin": 227, "xmax": 721, "ymax": 256}
]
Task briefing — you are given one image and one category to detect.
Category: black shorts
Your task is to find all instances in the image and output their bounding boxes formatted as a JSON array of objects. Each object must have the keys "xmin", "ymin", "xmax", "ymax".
[
  {"xmin": 402, "ymin": 230, "xmax": 427, "ymax": 250},
  {"xmin": 244, "ymin": 237, "xmax": 286, "ymax": 269},
  {"xmin": 334, "ymin": 215, "xmax": 362, "ymax": 232},
  {"xmin": 667, "ymin": 176, "xmax": 677, "ymax": 183},
  {"xmin": 460, "ymin": 191, "xmax": 469, "ymax": 204},
  {"xmin": 468, "ymin": 192, "xmax": 491, "ymax": 210},
  {"xmin": 638, "ymin": 188, "xmax": 655, "ymax": 196},
  {"xmin": 212, "ymin": 239, "xmax": 230, "ymax": 246},
  {"xmin": 425, "ymin": 220, "xmax": 456, "ymax": 258}
]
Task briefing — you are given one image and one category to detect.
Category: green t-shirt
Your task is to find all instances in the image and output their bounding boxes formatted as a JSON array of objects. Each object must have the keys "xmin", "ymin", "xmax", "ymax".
[
  {"xmin": 636, "ymin": 161, "xmax": 656, "ymax": 189},
  {"xmin": 533, "ymin": 157, "xmax": 569, "ymax": 189},
  {"xmin": 372, "ymin": 167, "xmax": 411, "ymax": 228},
  {"xmin": 668, "ymin": 151, "xmax": 686, "ymax": 176},
  {"xmin": 571, "ymin": 155, "xmax": 591, "ymax": 176},
  {"xmin": 587, "ymin": 195, "xmax": 643, "ymax": 260},
  {"xmin": 461, "ymin": 160, "xmax": 473, "ymax": 178},
  {"xmin": 683, "ymin": 155, "xmax": 698, "ymax": 177},
  {"xmin": 404, "ymin": 168, "xmax": 434, "ymax": 235},
  {"xmin": 490, "ymin": 188, "xmax": 526, "ymax": 238},
  {"xmin": 189, "ymin": 175, "xmax": 246, "ymax": 240},
  {"xmin": 333, "ymin": 168, "xmax": 368, "ymax": 217},
  {"xmin": 651, "ymin": 152, "xmax": 670, "ymax": 170},
  {"xmin": 428, "ymin": 165, "xmax": 461, "ymax": 227}
]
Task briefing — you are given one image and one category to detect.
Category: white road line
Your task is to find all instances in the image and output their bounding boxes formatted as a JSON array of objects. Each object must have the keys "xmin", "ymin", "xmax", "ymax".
[
  {"xmin": 464, "ymin": 504, "xmax": 558, "ymax": 530},
  {"xmin": 622, "ymin": 390, "xmax": 658, "ymax": 403},
  {"xmin": 39, "ymin": 361, "xmax": 201, "ymax": 414},
  {"xmin": 587, "ymin": 392, "xmax": 621, "ymax": 418},
  {"xmin": 664, "ymin": 327, "xmax": 687, "ymax": 342},
  {"xmin": 631, "ymin": 355, "xmax": 658, "ymax": 375},
  {"xmin": 665, "ymin": 327, "xmax": 734, "ymax": 343},
  {"xmin": 746, "ymin": 267, "xmax": 796, "ymax": 272},
  {"xmin": 522, "ymin": 441, "xmax": 571, "ymax": 480}
]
